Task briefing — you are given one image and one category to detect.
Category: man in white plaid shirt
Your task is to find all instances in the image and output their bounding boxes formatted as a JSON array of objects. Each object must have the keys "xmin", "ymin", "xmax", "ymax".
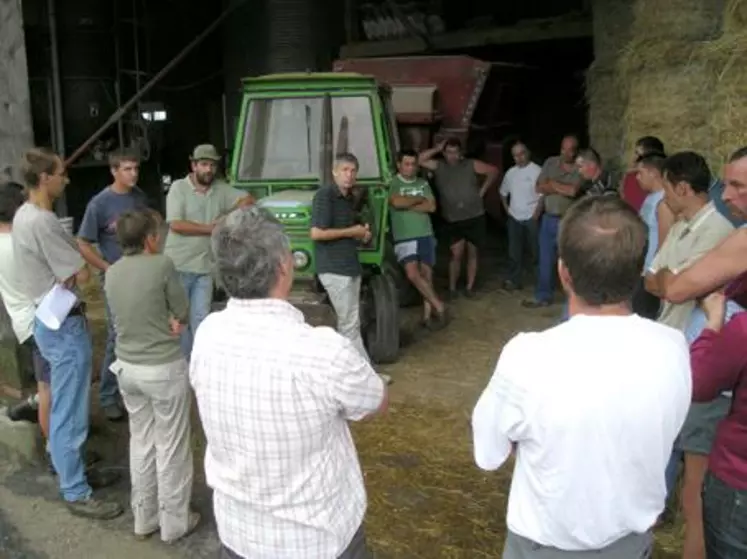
[{"xmin": 190, "ymin": 206, "xmax": 388, "ymax": 559}]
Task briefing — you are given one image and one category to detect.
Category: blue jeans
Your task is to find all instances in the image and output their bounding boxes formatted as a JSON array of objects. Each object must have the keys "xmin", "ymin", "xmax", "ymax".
[
  {"xmin": 178, "ymin": 272, "xmax": 213, "ymax": 360},
  {"xmin": 98, "ymin": 291, "xmax": 119, "ymax": 408},
  {"xmin": 506, "ymin": 217, "xmax": 538, "ymax": 287},
  {"xmin": 535, "ymin": 214, "xmax": 561, "ymax": 303},
  {"xmin": 34, "ymin": 314, "xmax": 93, "ymax": 502},
  {"xmin": 702, "ymin": 471, "xmax": 747, "ymax": 558}
]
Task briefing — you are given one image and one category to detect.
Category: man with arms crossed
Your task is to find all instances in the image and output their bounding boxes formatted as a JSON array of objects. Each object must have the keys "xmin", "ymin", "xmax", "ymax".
[
  {"xmin": 644, "ymin": 152, "xmax": 734, "ymax": 559},
  {"xmin": 164, "ymin": 144, "xmax": 253, "ymax": 360},
  {"xmin": 191, "ymin": 207, "xmax": 387, "ymax": 559},
  {"xmin": 388, "ymin": 149, "xmax": 448, "ymax": 328},
  {"xmin": 499, "ymin": 141, "xmax": 542, "ymax": 291},
  {"xmin": 523, "ymin": 134, "xmax": 582, "ymax": 308},
  {"xmin": 13, "ymin": 148, "xmax": 122, "ymax": 519},
  {"xmin": 418, "ymin": 138, "xmax": 499, "ymax": 299},
  {"xmin": 473, "ymin": 196, "xmax": 691, "ymax": 558},
  {"xmin": 77, "ymin": 149, "xmax": 149, "ymax": 421}
]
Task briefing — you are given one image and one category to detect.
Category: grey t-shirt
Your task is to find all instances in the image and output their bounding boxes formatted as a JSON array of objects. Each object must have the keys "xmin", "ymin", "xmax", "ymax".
[
  {"xmin": 432, "ymin": 159, "xmax": 484, "ymax": 223},
  {"xmin": 164, "ymin": 176, "xmax": 244, "ymax": 275},
  {"xmin": 105, "ymin": 253, "xmax": 188, "ymax": 365},
  {"xmin": 12, "ymin": 202, "xmax": 84, "ymax": 304},
  {"xmin": 538, "ymin": 156, "xmax": 582, "ymax": 216}
]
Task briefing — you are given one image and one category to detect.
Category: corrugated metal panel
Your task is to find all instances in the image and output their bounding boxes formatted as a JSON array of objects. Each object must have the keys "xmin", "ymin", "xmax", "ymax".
[{"xmin": 267, "ymin": 0, "xmax": 317, "ymax": 72}]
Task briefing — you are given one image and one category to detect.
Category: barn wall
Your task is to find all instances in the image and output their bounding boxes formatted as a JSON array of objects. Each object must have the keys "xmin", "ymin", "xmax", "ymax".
[{"xmin": 0, "ymin": 0, "xmax": 34, "ymax": 176}]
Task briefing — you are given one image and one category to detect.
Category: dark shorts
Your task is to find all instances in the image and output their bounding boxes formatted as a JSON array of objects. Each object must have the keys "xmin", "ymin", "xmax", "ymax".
[
  {"xmin": 678, "ymin": 395, "xmax": 731, "ymax": 455},
  {"xmin": 444, "ymin": 215, "xmax": 486, "ymax": 248},
  {"xmin": 20, "ymin": 337, "xmax": 51, "ymax": 384},
  {"xmin": 394, "ymin": 236, "xmax": 437, "ymax": 267}
]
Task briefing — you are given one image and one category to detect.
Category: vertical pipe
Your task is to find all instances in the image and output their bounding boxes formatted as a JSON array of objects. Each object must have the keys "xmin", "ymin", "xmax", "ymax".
[
  {"xmin": 47, "ymin": 0, "xmax": 67, "ymax": 216},
  {"xmin": 133, "ymin": 0, "xmax": 141, "ymax": 92},
  {"xmin": 114, "ymin": 0, "xmax": 125, "ymax": 148}
]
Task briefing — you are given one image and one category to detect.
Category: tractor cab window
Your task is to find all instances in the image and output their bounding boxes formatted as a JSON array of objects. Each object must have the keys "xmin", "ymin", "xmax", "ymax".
[{"xmin": 238, "ymin": 96, "xmax": 380, "ymax": 181}]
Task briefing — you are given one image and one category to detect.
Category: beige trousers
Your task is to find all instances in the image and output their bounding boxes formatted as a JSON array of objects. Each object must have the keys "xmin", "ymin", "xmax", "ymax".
[{"xmin": 112, "ymin": 357, "xmax": 194, "ymax": 541}]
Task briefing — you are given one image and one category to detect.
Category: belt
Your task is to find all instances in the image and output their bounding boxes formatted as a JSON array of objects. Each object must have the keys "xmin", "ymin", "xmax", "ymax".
[{"xmin": 69, "ymin": 302, "xmax": 87, "ymax": 317}]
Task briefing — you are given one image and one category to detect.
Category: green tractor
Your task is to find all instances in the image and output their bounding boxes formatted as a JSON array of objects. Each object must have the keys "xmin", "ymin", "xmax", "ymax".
[{"xmin": 225, "ymin": 72, "xmax": 403, "ymax": 364}]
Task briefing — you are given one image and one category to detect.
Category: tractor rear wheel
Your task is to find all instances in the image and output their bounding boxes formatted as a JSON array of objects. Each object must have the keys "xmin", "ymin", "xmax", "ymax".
[{"xmin": 363, "ymin": 271, "xmax": 400, "ymax": 364}]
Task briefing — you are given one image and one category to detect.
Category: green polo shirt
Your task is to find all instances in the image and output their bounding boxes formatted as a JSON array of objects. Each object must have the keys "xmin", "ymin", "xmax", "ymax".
[{"xmin": 163, "ymin": 176, "xmax": 243, "ymax": 274}]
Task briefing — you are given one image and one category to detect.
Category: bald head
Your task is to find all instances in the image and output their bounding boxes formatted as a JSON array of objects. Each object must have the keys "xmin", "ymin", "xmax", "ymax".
[{"xmin": 559, "ymin": 196, "xmax": 647, "ymax": 306}]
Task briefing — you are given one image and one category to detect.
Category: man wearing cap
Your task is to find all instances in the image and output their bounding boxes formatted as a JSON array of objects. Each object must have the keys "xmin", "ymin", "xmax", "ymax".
[{"xmin": 164, "ymin": 144, "xmax": 254, "ymax": 359}]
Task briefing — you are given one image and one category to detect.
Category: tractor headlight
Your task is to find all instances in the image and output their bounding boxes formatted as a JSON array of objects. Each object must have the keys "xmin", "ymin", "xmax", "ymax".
[{"xmin": 293, "ymin": 250, "xmax": 310, "ymax": 270}]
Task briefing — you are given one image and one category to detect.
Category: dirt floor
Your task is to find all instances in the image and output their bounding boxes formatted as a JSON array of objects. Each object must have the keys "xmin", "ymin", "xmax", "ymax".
[{"xmin": 0, "ymin": 246, "xmax": 686, "ymax": 558}]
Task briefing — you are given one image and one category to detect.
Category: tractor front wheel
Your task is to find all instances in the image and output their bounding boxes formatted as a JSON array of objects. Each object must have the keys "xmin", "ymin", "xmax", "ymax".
[{"xmin": 363, "ymin": 272, "xmax": 400, "ymax": 364}]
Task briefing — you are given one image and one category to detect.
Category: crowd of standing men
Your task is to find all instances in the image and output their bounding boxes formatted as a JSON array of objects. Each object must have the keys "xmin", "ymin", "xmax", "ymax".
[{"xmin": 0, "ymin": 131, "xmax": 745, "ymax": 559}]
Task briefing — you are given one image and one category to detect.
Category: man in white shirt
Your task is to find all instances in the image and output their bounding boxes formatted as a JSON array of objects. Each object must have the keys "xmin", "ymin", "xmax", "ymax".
[
  {"xmin": 0, "ymin": 182, "xmax": 51, "ymax": 437},
  {"xmin": 472, "ymin": 196, "xmax": 691, "ymax": 558},
  {"xmin": 190, "ymin": 206, "xmax": 388, "ymax": 559},
  {"xmin": 499, "ymin": 142, "xmax": 541, "ymax": 290}
]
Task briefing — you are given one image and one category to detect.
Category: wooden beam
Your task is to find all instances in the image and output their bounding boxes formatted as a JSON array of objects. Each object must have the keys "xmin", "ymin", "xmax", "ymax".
[{"xmin": 339, "ymin": 17, "xmax": 592, "ymax": 58}]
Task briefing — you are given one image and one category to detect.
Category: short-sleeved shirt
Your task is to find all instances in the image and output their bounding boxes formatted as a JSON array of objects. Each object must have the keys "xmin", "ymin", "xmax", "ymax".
[
  {"xmin": 652, "ymin": 202, "xmax": 735, "ymax": 331},
  {"xmin": 432, "ymin": 159, "xmax": 484, "ymax": 223},
  {"xmin": 499, "ymin": 162, "xmax": 542, "ymax": 221},
  {"xmin": 164, "ymin": 176, "xmax": 244, "ymax": 275},
  {"xmin": 12, "ymin": 202, "xmax": 84, "ymax": 304},
  {"xmin": 389, "ymin": 175, "xmax": 434, "ymax": 242},
  {"xmin": 0, "ymin": 232, "xmax": 35, "ymax": 342},
  {"xmin": 77, "ymin": 186, "xmax": 149, "ymax": 265},
  {"xmin": 537, "ymin": 156, "xmax": 582, "ymax": 216},
  {"xmin": 622, "ymin": 171, "xmax": 647, "ymax": 213},
  {"xmin": 311, "ymin": 185, "xmax": 361, "ymax": 277},
  {"xmin": 105, "ymin": 253, "xmax": 188, "ymax": 365}
]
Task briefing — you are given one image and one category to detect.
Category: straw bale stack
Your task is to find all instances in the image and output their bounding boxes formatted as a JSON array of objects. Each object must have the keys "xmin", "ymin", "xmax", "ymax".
[
  {"xmin": 591, "ymin": 0, "xmax": 635, "ymax": 67},
  {"xmin": 629, "ymin": 0, "xmax": 725, "ymax": 41},
  {"xmin": 585, "ymin": 64, "xmax": 626, "ymax": 169},
  {"xmin": 724, "ymin": 0, "xmax": 747, "ymax": 34},
  {"xmin": 707, "ymin": 31, "xmax": 747, "ymax": 171}
]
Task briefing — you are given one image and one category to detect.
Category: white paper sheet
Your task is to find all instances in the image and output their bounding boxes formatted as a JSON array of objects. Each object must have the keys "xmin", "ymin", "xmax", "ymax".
[{"xmin": 35, "ymin": 284, "xmax": 78, "ymax": 330}]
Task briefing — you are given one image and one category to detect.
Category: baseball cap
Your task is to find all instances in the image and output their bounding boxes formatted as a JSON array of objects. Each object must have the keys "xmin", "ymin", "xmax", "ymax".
[{"xmin": 191, "ymin": 144, "xmax": 221, "ymax": 162}]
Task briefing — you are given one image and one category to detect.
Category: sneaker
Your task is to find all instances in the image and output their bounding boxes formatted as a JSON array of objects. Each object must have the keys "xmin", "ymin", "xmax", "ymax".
[
  {"xmin": 7, "ymin": 399, "xmax": 39, "ymax": 423},
  {"xmin": 66, "ymin": 496, "xmax": 123, "ymax": 520},
  {"xmin": 164, "ymin": 512, "xmax": 201, "ymax": 544},
  {"xmin": 521, "ymin": 298, "xmax": 550, "ymax": 309},
  {"xmin": 379, "ymin": 373, "xmax": 393, "ymax": 385},
  {"xmin": 427, "ymin": 308, "xmax": 452, "ymax": 331},
  {"xmin": 103, "ymin": 403, "xmax": 125, "ymax": 422}
]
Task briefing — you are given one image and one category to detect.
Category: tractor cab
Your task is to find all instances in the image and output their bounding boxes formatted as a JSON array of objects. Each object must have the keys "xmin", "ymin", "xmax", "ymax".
[{"xmin": 227, "ymin": 73, "xmax": 401, "ymax": 363}]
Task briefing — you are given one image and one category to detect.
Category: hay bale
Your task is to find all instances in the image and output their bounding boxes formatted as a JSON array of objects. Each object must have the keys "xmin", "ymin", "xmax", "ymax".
[
  {"xmin": 621, "ymin": 58, "xmax": 717, "ymax": 166},
  {"xmin": 724, "ymin": 0, "xmax": 747, "ymax": 34},
  {"xmin": 629, "ymin": 0, "xmax": 725, "ymax": 41},
  {"xmin": 591, "ymin": 0, "xmax": 635, "ymax": 66},
  {"xmin": 706, "ymin": 32, "xmax": 747, "ymax": 171},
  {"xmin": 586, "ymin": 64, "xmax": 627, "ymax": 167}
]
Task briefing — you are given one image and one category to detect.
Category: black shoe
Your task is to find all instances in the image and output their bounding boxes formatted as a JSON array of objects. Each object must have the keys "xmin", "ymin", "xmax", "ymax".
[
  {"xmin": 427, "ymin": 308, "xmax": 452, "ymax": 331},
  {"xmin": 463, "ymin": 288, "xmax": 477, "ymax": 299},
  {"xmin": 66, "ymin": 496, "xmax": 123, "ymax": 520},
  {"xmin": 7, "ymin": 399, "xmax": 38, "ymax": 423},
  {"xmin": 87, "ymin": 468, "xmax": 121, "ymax": 490},
  {"xmin": 445, "ymin": 290, "xmax": 459, "ymax": 301},
  {"xmin": 502, "ymin": 280, "xmax": 521, "ymax": 291}
]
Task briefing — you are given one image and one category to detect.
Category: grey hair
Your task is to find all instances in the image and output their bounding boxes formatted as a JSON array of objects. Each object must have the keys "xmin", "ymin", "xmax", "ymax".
[
  {"xmin": 211, "ymin": 206, "xmax": 290, "ymax": 299},
  {"xmin": 334, "ymin": 152, "xmax": 359, "ymax": 170}
]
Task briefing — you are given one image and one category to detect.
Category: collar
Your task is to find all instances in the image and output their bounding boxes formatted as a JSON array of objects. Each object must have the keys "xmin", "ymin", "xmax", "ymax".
[
  {"xmin": 226, "ymin": 297, "xmax": 304, "ymax": 322},
  {"xmin": 680, "ymin": 201, "xmax": 716, "ymax": 238},
  {"xmin": 396, "ymin": 174, "xmax": 418, "ymax": 183},
  {"xmin": 189, "ymin": 175, "xmax": 214, "ymax": 195}
]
